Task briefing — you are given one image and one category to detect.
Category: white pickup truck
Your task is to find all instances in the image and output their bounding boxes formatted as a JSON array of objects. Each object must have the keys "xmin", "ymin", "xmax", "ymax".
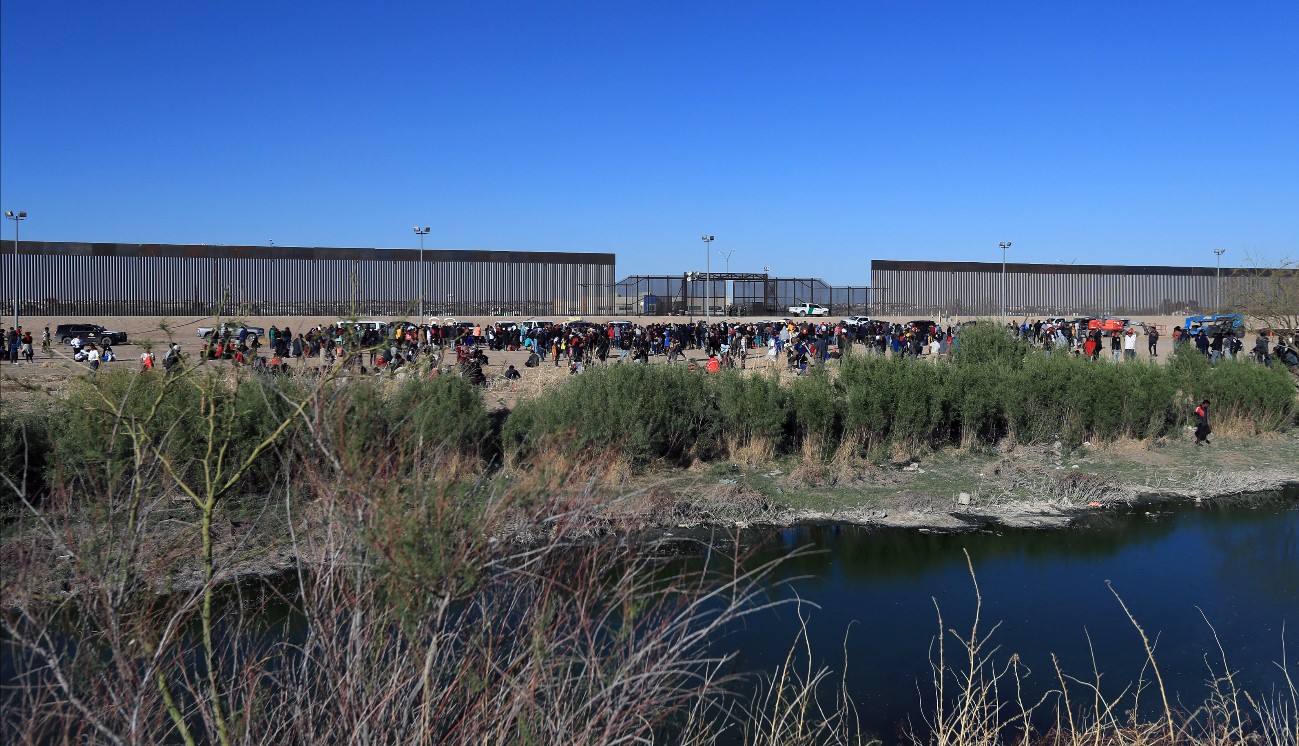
[
  {"xmin": 787, "ymin": 303, "xmax": 830, "ymax": 317},
  {"xmin": 196, "ymin": 322, "xmax": 266, "ymax": 339}
]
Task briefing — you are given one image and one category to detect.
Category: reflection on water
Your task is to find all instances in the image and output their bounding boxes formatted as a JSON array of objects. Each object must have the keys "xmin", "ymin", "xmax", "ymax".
[{"xmin": 701, "ymin": 488, "xmax": 1299, "ymax": 740}]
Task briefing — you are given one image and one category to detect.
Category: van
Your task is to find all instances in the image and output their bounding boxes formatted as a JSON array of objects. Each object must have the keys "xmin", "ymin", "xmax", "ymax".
[{"xmin": 519, "ymin": 320, "xmax": 554, "ymax": 334}]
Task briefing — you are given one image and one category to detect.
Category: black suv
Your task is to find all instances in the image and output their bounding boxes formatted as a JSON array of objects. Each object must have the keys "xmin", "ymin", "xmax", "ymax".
[{"xmin": 55, "ymin": 323, "xmax": 128, "ymax": 346}]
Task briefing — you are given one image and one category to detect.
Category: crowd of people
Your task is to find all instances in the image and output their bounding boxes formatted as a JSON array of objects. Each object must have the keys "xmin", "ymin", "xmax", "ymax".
[
  {"xmin": 1006, "ymin": 317, "xmax": 1299, "ymax": 368},
  {"xmin": 8, "ymin": 314, "xmax": 1298, "ymax": 382}
]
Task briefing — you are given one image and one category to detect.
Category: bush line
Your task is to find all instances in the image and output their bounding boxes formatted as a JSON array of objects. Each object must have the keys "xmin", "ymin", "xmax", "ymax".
[{"xmin": 3, "ymin": 323, "xmax": 1295, "ymax": 512}]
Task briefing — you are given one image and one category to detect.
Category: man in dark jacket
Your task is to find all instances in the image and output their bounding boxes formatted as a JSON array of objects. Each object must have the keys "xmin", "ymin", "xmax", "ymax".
[{"xmin": 1194, "ymin": 400, "xmax": 1212, "ymax": 445}]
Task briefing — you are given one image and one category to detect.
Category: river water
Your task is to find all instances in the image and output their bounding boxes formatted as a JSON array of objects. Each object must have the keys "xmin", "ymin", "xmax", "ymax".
[{"xmin": 700, "ymin": 487, "xmax": 1299, "ymax": 740}]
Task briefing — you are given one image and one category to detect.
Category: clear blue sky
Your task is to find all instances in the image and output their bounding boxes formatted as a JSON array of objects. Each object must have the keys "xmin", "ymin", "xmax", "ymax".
[{"xmin": 3, "ymin": 1, "xmax": 1296, "ymax": 283}]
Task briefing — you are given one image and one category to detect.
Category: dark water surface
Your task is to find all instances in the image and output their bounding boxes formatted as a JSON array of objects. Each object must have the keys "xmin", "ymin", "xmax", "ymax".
[{"xmin": 702, "ymin": 487, "xmax": 1298, "ymax": 739}]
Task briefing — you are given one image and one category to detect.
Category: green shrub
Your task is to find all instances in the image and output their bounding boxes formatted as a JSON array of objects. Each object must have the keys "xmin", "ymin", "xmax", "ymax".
[
  {"xmin": 504, "ymin": 364, "xmax": 718, "ymax": 465},
  {"xmin": 1006, "ymin": 354, "xmax": 1090, "ymax": 444},
  {"xmin": 45, "ymin": 369, "xmax": 301, "ymax": 499},
  {"xmin": 947, "ymin": 361, "xmax": 1009, "ymax": 444},
  {"xmin": 951, "ymin": 322, "xmax": 1029, "ymax": 368},
  {"xmin": 385, "ymin": 375, "xmax": 492, "ymax": 456},
  {"xmin": 712, "ymin": 370, "xmax": 790, "ymax": 446},
  {"xmin": 0, "ymin": 406, "xmax": 51, "ymax": 513},
  {"xmin": 787, "ymin": 367, "xmax": 842, "ymax": 447},
  {"xmin": 1192, "ymin": 359, "xmax": 1296, "ymax": 431}
]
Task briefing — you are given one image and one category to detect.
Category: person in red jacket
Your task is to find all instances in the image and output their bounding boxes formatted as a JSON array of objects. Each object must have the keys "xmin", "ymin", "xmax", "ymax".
[{"xmin": 1194, "ymin": 400, "xmax": 1212, "ymax": 445}]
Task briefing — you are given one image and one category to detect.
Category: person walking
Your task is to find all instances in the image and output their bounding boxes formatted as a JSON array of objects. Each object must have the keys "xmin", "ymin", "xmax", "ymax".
[{"xmin": 1194, "ymin": 399, "xmax": 1212, "ymax": 445}]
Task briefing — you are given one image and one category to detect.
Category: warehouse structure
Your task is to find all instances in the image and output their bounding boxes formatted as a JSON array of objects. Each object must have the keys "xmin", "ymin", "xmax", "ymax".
[
  {"xmin": 870, "ymin": 259, "xmax": 1278, "ymax": 318},
  {"xmin": 3, "ymin": 241, "xmax": 615, "ymax": 317}
]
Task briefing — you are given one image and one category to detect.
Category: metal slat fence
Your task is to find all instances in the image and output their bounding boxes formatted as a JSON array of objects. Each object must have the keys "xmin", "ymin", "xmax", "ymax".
[{"xmin": 2, "ymin": 242, "xmax": 615, "ymax": 318}]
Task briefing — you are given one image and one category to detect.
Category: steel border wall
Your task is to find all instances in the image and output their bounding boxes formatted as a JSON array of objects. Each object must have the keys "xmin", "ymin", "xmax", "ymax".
[
  {"xmin": 870, "ymin": 260, "xmax": 1283, "ymax": 317},
  {"xmin": 2, "ymin": 241, "xmax": 616, "ymax": 317}
]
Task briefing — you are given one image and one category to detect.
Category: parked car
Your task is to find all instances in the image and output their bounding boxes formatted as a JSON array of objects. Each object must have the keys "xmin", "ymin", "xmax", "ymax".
[
  {"xmin": 196, "ymin": 322, "xmax": 266, "ymax": 339},
  {"xmin": 55, "ymin": 323, "xmax": 128, "ymax": 346},
  {"xmin": 841, "ymin": 315, "xmax": 872, "ymax": 326}
]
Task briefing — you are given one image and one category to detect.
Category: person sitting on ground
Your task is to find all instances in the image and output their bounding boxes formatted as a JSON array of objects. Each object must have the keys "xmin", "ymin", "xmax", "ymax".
[
  {"xmin": 705, "ymin": 353, "xmax": 721, "ymax": 373},
  {"xmin": 525, "ymin": 350, "xmax": 540, "ymax": 367},
  {"xmin": 504, "ymin": 364, "xmax": 521, "ymax": 380}
]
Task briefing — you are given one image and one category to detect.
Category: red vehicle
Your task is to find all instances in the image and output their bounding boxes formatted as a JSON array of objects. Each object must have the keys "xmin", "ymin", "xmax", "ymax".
[{"xmin": 1087, "ymin": 317, "xmax": 1130, "ymax": 332}]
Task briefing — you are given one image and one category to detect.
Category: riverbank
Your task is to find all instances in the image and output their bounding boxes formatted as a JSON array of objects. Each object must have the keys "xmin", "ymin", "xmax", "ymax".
[
  {"xmin": 5, "ymin": 429, "xmax": 1296, "ymax": 608},
  {"xmin": 569, "ymin": 429, "xmax": 1299, "ymax": 534}
]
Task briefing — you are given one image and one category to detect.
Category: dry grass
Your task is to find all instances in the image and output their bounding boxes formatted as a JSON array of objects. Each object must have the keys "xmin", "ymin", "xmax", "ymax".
[
  {"xmin": 726, "ymin": 433, "xmax": 777, "ymax": 467},
  {"xmin": 906, "ymin": 551, "xmax": 1299, "ymax": 746}
]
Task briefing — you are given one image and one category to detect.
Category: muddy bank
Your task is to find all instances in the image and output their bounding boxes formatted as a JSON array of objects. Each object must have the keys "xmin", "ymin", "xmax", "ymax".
[
  {"xmin": 5, "ymin": 434, "xmax": 1297, "ymax": 606},
  {"xmin": 605, "ymin": 464, "xmax": 1299, "ymax": 535}
]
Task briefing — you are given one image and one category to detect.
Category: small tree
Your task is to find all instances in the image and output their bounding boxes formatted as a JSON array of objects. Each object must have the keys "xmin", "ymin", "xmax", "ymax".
[{"xmin": 1230, "ymin": 257, "xmax": 1299, "ymax": 335}]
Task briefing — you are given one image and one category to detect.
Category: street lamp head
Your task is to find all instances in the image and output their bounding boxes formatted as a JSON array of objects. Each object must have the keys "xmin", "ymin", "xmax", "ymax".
[
  {"xmin": 999, "ymin": 241, "xmax": 1012, "ymax": 249},
  {"xmin": 1214, "ymin": 248, "xmax": 1226, "ymax": 256},
  {"xmin": 701, "ymin": 234, "xmax": 714, "ymax": 242}
]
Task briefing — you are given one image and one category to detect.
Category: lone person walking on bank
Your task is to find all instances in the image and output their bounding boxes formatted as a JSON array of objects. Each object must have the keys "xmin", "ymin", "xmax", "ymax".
[{"xmin": 1194, "ymin": 400, "xmax": 1212, "ymax": 445}]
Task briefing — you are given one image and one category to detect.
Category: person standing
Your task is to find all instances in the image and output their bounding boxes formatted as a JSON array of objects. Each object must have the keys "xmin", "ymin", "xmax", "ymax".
[
  {"xmin": 6, "ymin": 327, "xmax": 17, "ymax": 364},
  {"xmin": 1209, "ymin": 332, "xmax": 1224, "ymax": 362},
  {"xmin": 1123, "ymin": 328, "xmax": 1137, "ymax": 361},
  {"xmin": 41, "ymin": 327, "xmax": 52, "ymax": 357},
  {"xmin": 1253, "ymin": 333, "xmax": 1271, "ymax": 365},
  {"xmin": 85, "ymin": 344, "xmax": 101, "ymax": 375},
  {"xmin": 21, "ymin": 330, "xmax": 34, "ymax": 362},
  {"xmin": 1194, "ymin": 400, "xmax": 1212, "ymax": 445},
  {"xmin": 1110, "ymin": 332, "xmax": 1122, "ymax": 362},
  {"xmin": 1147, "ymin": 326, "xmax": 1159, "ymax": 357}
]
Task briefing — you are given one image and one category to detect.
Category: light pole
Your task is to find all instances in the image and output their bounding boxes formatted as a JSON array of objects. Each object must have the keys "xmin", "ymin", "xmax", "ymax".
[
  {"xmin": 719, "ymin": 247, "xmax": 734, "ymax": 309},
  {"xmin": 1213, "ymin": 248, "xmax": 1226, "ymax": 311},
  {"xmin": 413, "ymin": 226, "xmax": 430, "ymax": 319},
  {"xmin": 701, "ymin": 234, "xmax": 714, "ymax": 323},
  {"xmin": 5, "ymin": 210, "xmax": 27, "ymax": 329},
  {"xmin": 998, "ymin": 241, "xmax": 1012, "ymax": 325}
]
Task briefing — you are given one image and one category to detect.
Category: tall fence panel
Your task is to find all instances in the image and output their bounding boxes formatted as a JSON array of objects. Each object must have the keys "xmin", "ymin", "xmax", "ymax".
[{"xmin": 2, "ymin": 242, "xmax": 615, "ymax": 318}]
